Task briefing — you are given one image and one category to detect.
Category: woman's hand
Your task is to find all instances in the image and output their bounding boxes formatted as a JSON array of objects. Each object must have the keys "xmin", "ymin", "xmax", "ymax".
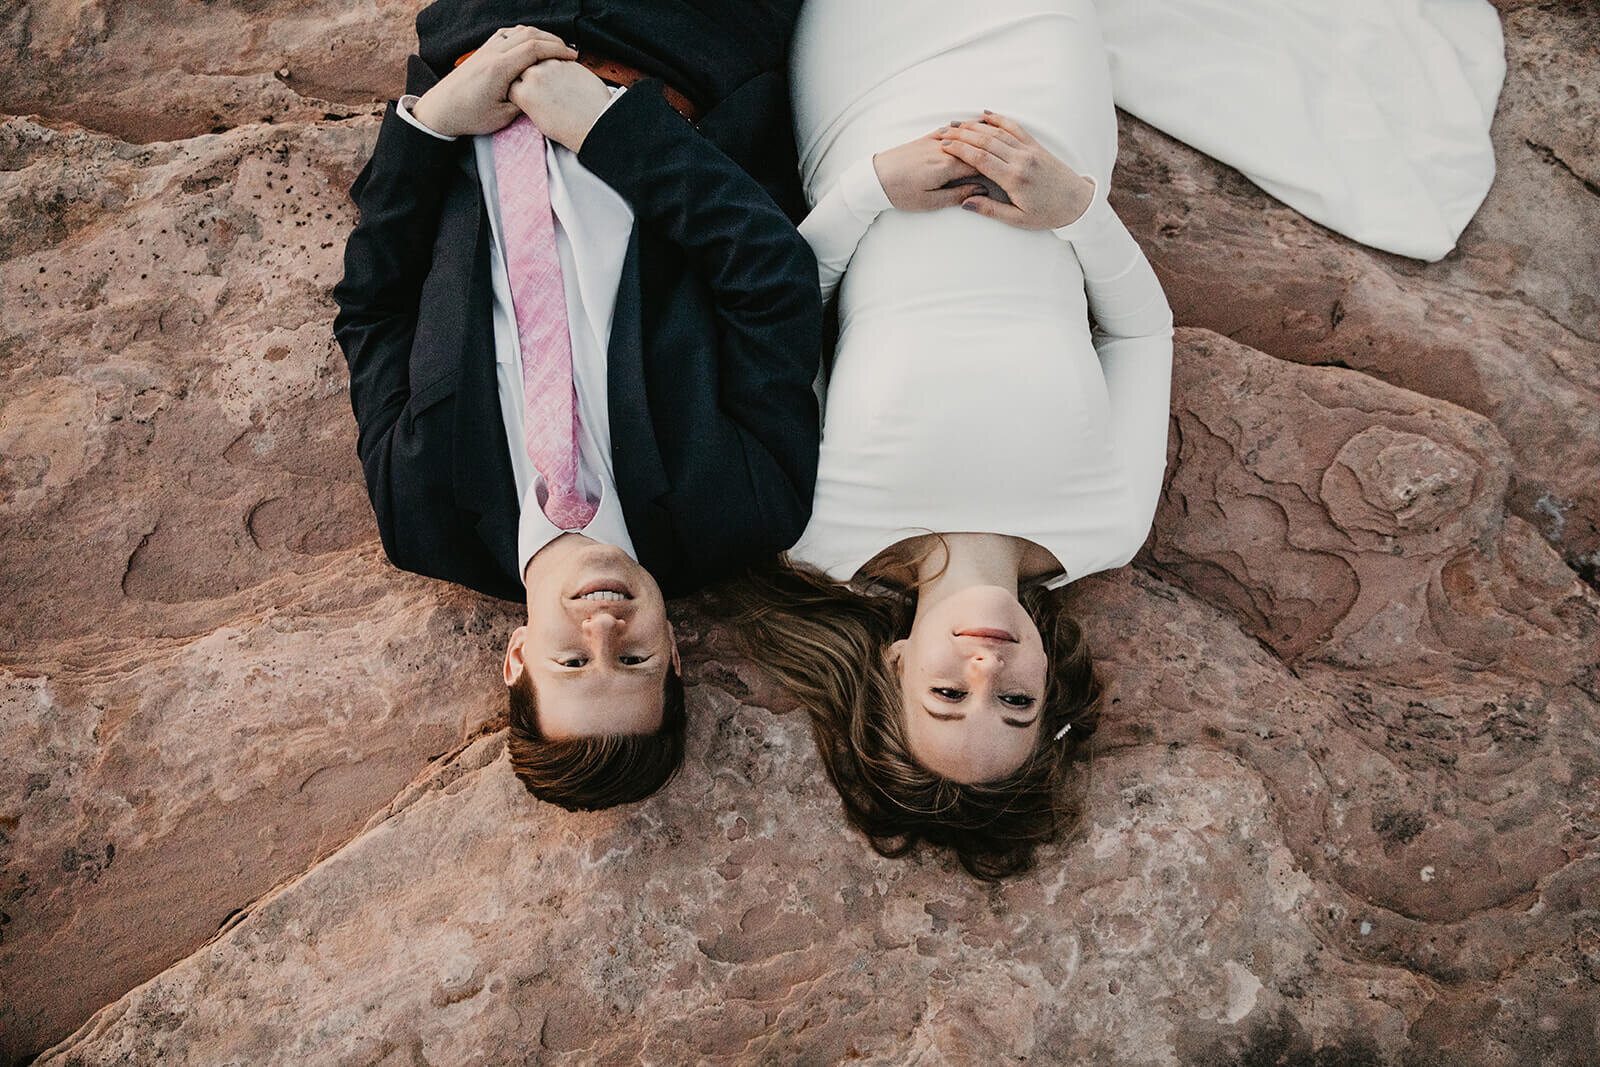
[
  {"xmin": 508, "ymin": 59, "xmax": 613, "ymax": 152},
  {"xmin": 937, "ymin": 112, "xmax": 1096, "ymax": 230},
  {"xmin": 873, "ymin": 131, "xmax": 986, "ymax": 212},
  {"xmin": 412, "ymin": 26, "xmax": 577, "ymax": 137}
]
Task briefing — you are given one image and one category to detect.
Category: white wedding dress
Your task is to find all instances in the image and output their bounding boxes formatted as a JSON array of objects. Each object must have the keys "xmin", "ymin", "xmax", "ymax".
[
  {"xmin": 785, "ymin": 0, "xmax": 1174, "ymax": 588},
  {"xmin": 1092, "ymin": 0, "xmax": 1505, "ymax": 261}
]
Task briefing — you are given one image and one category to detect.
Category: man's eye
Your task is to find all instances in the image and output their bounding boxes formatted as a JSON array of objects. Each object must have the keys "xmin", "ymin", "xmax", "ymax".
[
  {"xmin": 999, "ymin": 694, "xmax": 1036, "ymax": 708},
  {"xmin": 619, "ymin": 654, "xmax": 651, "ymax": 666},
  {"xmin": 932, "ymin": 687, "xmax": 967, "ymax": 700},
  {"xmin": 560, "ymin": 656, "xmax": 588, "ymax": 668}
]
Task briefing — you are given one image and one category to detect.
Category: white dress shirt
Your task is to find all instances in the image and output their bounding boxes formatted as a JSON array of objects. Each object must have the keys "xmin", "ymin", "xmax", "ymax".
[{"xmin": 397, "ymin": 93, "xmax": 637, "ymax": 582}]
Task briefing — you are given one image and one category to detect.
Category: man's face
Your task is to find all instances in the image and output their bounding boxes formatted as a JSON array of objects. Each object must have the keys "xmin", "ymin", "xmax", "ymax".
[{"xmin": 504, "ymin": 535, "xmax": 679, "ymax": 739}]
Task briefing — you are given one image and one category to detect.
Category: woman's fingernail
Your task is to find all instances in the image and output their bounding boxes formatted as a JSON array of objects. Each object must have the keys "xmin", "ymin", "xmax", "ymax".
[
  {"xmin": 950, "ymin": 120, "xmax": 962, "ymax": 127},
  {"xmin": 962, "ymin": 201, "xmax": 979, "ymax": 211}
]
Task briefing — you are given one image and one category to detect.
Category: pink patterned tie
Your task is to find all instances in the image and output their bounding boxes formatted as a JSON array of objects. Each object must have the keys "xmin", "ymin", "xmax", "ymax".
[{"xmin": 493, "ymin": 115, "xmax": 596, "ymax": 529}]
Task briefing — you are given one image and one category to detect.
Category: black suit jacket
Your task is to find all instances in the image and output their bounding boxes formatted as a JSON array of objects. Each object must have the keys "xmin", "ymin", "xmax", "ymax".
[{"xmin": 333, "ymin": 4, "xmax": 821, "ymax": 602}]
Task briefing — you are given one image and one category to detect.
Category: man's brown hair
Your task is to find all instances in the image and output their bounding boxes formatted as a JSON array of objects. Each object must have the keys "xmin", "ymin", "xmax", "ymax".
[{"xmin": 505, "ymin": 668, "xmax": 687, "ymax": 811}]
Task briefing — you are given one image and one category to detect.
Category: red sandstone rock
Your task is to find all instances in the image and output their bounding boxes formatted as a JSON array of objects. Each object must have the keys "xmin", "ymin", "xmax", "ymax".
[
  {"xmin": 0, "ymin": 0, "xmax": 414, "ymax": 143},
  {"xmin": 0, "ymin": 115, "xmax": 514, "ymax": 1058},
  {"xmin": 1, "ymin": 0, "xmax": 1597, "ymax": 1064}
]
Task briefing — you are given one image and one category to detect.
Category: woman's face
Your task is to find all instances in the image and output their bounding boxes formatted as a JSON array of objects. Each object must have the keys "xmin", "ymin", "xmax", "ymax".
[{"xmin": 890, "ymin": 586, "xmax": 1048, "ymax": 784}]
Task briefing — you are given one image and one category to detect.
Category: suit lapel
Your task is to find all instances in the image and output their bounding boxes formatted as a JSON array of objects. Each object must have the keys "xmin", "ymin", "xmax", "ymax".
[
  {"xmin": 451, "ymin": 154, "xmax": 520, "ymax": 574},
  {"xmin": 606, "ymin": 234, "xmax": 674, "ymax": 559}
]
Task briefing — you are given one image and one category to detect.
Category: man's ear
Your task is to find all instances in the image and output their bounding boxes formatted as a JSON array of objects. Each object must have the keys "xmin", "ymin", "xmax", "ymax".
[
  {"xmin": 667, "ymin": 621, "xmax": 682, "ymax": 674},
  {"xmin": 504, "ymin": 625, "xmax": 530, "ymax": 687}
]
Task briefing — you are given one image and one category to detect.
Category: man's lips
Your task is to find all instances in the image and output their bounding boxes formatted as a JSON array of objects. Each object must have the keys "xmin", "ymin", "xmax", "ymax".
[
  {"xmin": 571, "ymin": 579, "xmax": 633, "ymax": 599},
  {"xmin": 955, "ymin": 628, "xmax": 1017, "ymax": 642}
]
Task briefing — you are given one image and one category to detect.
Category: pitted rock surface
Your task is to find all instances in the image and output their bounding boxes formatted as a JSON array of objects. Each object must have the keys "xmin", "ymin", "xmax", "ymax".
[{"xmin": 3, "ymin": 0, "xmax": 1597, "ymax": 1063}]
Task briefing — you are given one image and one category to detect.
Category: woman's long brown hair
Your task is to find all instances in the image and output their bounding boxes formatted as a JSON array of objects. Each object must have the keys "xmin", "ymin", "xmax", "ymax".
[{"xmin": 729, "ymin": 554, "xmax": 1100, "ymax": 880}]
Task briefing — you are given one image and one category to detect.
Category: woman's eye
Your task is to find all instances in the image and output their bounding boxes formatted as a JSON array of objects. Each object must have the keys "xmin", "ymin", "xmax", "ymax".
[
  {"xmin": 932, "ymin": 687, "xmax": 967, "ymax": 700},
  {"xmin": 619, "ymin": 655, "xmax": 650, "ymax": 666},
  {"xmin": 560, "ymin": 656, "xmax": 588, "ymax": 668},
  {"xmin": 999, "ymin": 694, "xmax": 1036, "ymax": 708}
]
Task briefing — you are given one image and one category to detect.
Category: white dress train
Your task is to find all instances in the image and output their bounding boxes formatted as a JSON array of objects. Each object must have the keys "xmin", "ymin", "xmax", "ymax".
[{"xmin": 1093, "ymin": 0, "xmax": 1506, "ymax": 260}]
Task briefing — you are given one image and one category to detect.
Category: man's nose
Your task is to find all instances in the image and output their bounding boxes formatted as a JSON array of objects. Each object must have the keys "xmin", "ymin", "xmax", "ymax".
[{"xmin": 582, "ymin": 611, "xmax": 623, "ymax": 650}]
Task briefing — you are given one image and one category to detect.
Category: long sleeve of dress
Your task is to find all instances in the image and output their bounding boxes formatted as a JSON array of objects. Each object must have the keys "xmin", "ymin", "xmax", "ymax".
[
  {"xmin": 798, "ymin": 155, "xmax": 893, "ymax": 301},
  {"xmin": 1054, "ymin": 189, "xmax": 1175, "ymax": 569}
]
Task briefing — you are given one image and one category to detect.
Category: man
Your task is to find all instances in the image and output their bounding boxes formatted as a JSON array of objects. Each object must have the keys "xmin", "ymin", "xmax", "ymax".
[{"xmin": 332, "ymin": 3, "xmax": 820, "ymax": 811}]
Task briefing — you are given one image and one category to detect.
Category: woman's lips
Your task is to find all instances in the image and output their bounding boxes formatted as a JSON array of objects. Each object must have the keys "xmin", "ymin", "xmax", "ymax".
[{"xmin": 955, "ymin": 628, "xmax": 1017, "ymax": 642}]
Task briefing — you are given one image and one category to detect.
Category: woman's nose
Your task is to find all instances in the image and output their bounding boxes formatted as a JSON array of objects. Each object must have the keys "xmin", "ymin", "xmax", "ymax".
[{"xmin": 968, "ymin": 650, "xmax": 1003, "ymax": 675}]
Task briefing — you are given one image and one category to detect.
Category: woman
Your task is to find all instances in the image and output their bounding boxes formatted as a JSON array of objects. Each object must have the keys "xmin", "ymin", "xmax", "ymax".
[{"xmin": 735, "ymin": 0, "xmax": 1173, "ymax": 879}]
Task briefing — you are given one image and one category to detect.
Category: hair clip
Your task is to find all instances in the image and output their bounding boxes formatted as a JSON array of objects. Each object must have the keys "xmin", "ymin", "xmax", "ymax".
[{"xmin": 1054, "ymin": 722, "xmax": 1073, "ymax": 741}]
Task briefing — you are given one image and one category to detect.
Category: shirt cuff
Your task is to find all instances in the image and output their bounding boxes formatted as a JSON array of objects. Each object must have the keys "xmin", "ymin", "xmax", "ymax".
[
  {"xmin": 1051, "ymin": 177, "xmax": 1109, "ymax": 241},
  {"xmin": 839, "ymin": 154, "xmax": 893, "ymax": 216},
  {"xmin": 396, "ymin": 95, "xmax": 457, "ymax": 142}
]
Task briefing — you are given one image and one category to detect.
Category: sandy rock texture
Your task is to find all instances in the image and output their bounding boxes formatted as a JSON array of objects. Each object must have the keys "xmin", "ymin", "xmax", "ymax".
[
  {"xmin": 3, "ymin": 0, "xmax": 1598, "ymax": 1063},
  {"xmin": 0, "ymin": 0, "xmax": 415, "ymax": 143},
  {"xmin": 0, "ymin": 111, "xmax": 521, "ymax": 1056}
]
